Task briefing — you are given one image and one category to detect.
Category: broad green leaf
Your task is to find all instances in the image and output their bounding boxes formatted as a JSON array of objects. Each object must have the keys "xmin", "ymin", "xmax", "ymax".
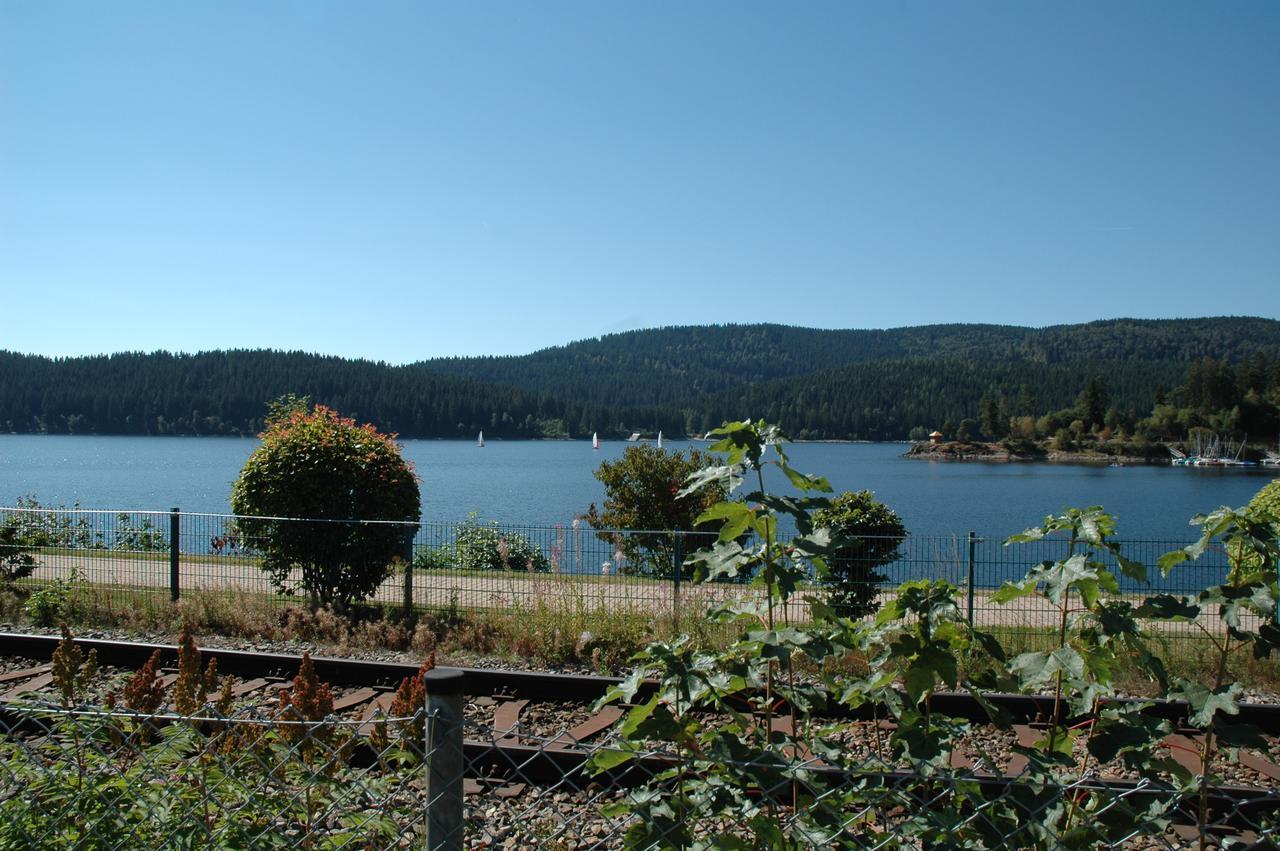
[
  {"xmin": 587, "ymin": 746, "xmax": 636, "ymax": 773},
  {"xmin": 707, "ymin": 599, "xmax": 765, "ymax": 622},
  {"xmin": 790, "ymin": 527, "xmax": 833, "ymax": 557},
  {"xmin": 971, "ymin": 630, "xmax": 1007, "ymax": 663},
  {"xmin": 679, "ymin": 465, "xmax": 742, "ymax": 499},
  {"xmin": 1034, "ymin": 726, "xmax": 1076, "ymax": 757},
  {"xmin": 1088, "ymin": 715, "xmax": 1163, "ymax": 764},
  {"xmin": 596, "ymin": 668, "xmax": 648, "ymax": 709},
  {"xmin": 619, "ymin": 697, "xmax": 658, "ymax": 739},
  {"xmin": 903, "ymin": 663, "xmax": 936, "ymax": 703},
  {"xmin": 1010, "ymin": 646, "xmax": 1084, "ymax": 688},
  {"xmin": 1076, "ymin": 577, "xmax": 1100, "ymax": 609},
  {"xmin": 1169, "ymin": 679, "xmax": 1242, "ymax": 728},
  {"xmin": 1114, "ymin": 553, "xmax": 1148, "ymax": 583},
  {"xmin": 695, "ymin": 501, "xmax": 757, "ymax": 542},
  {"xmin": 1006, "ymin": 526, "xmax": 1049, "ymax": 544},
  {"xmin": 1043, "ymin": 554, "xmax": 1098, "ymax": 605},
  {"xmin": 992, "ymin": 579, "xmax": 1038, "ymax": 604},
  {"xmin": 777, "ymin": 461, "xmax": 832, "ymax": 494},
  {"xmin": 1254, "ymin": 622, "xmax": 1280, "ymax": 659},
  {"xmin": 1136, "ymin": 594, "xmax": 1200, "ymax": 621},
  {"xmin": 1093, "ymin": 601, "xmax": 1141, "ymax": 639},
  {"xmin": 1157, "ymin": 548, "xmax": 1189, "ymax": 576},
  {"xmin": 686, "ymin": 539, "xmax": 750, "ymax": 582}
]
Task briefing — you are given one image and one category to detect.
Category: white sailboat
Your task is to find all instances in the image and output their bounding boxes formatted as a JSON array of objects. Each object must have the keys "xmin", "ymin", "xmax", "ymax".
[
  {"xmin": 657, "ymin": 430, "xmax": 663, "ymax": 449},
  {"xmin": 477, "ymin": 430, "xmax": 484, "ymax": 448},
  {"xmin": 592, "ymin": 432, "xmax": 600, "ymax": 450}
]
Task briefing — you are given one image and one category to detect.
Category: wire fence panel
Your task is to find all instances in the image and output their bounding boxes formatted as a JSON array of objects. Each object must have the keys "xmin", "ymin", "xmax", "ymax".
[{"xmin": 0, "ymin": 505, "xmax": 1268, "ymax": 654}]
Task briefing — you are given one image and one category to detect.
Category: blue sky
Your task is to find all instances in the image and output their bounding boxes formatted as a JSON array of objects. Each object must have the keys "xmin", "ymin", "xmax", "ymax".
[{"xmin": 2, "ymin": 2, "xmax": 1277, "ymax": 363}]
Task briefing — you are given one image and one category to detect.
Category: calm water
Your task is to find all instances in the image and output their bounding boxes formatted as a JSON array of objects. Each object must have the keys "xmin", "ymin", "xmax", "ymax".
[{"xmin": 1, "ymin": 435, "xmax": 1276, "ymax": 541}]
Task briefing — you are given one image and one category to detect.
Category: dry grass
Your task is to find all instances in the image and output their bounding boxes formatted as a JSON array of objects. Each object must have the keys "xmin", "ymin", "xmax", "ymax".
[{"xmin": 2, "ymin": 578, "xmax": 1275, "ymax": 690}]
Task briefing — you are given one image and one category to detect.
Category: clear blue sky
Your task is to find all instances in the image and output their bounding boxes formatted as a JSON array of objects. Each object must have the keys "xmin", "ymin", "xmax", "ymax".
[{"xmin": 3, "ymin": 2, "xmax": 1277, "ymax": 363}]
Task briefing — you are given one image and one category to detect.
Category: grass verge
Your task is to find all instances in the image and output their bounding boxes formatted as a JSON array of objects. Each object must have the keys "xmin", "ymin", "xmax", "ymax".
[{"xmin": 0, "ymin": 579, "xmax": 1274, "ymax": 690}]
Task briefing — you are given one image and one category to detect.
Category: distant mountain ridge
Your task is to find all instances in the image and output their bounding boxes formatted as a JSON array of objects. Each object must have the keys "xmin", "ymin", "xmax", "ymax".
[{"xmin": 3, "ymin": 317, "xmax": 1278, "ymax": 440}]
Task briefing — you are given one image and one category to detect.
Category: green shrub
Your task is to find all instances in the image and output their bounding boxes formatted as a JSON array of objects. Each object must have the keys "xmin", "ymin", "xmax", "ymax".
[
  {"xmin": 411, "ymin": 545, "xmax": 454, "ymax": 572},
  {"xmin": 1247, "ymin": 478, "xmax": 1280, "ymax": 525},
  {"xmin": 112, "ymin": 512, "xmax": 167, "ymax": 552},
  {"xmin": 0, "ymin": 519, "xmax": 38, "ymax": 583},
  {"xmin": 812, "ymin": 489, "xmax": 907, "ymax": 619},
  {"xmin": 23, "ymin": 571, "xmax": 82, "ymax": 626},
  {"xmin": 584, "ymin": 444, "xmax": 726, "ymax": 578},
  {"xmin": 230, "ymin": 400, "xmax": 420, "ymax": 609},
  {"xmin": 451, "ymin": 519, "xmax": 549, "ymax": 573}
]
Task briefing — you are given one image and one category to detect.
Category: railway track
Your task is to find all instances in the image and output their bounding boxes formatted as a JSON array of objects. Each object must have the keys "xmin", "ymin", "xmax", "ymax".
[{"xmin": 1, "ymin": 631, "xmax": 1278, "ymax": 842}]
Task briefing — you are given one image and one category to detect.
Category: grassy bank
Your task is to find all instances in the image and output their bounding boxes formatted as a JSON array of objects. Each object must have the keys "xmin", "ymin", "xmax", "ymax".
[{"xmin": 1, "ymin": 579, "xmax": 1276, "ymax": 692}]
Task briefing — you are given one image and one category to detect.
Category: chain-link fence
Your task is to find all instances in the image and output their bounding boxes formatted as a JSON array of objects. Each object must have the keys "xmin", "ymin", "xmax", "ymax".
[
  {"xmin": 3, "ymin": 695, "xmax": 1276, "ymax": 850},
  {"xmin": 455, "ymin": 719, "xmax": 1280, "ymax": 850},
  {"xmin": 0, "ymin": 505, "xmax": 1263, "ymax": 652},
  {"xmin": 0, "ymin": 702, "xmax": 431, "ymax": 849}
]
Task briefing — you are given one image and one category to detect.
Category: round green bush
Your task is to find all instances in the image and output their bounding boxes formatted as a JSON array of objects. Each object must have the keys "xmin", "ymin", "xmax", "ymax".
[
  {"xmin": 1246, "ymin": 478, "xmax": 1280, "ymax": 525},
  {"xmin": 231, "ymin": 403, "xmax": 420, "ymax": 609}
]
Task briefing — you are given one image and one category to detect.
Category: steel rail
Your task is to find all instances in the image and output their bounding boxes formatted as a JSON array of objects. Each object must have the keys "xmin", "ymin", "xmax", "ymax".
[{"xmin": 2, "ymin": 631, "xmax": 1279, "ymax": 732}]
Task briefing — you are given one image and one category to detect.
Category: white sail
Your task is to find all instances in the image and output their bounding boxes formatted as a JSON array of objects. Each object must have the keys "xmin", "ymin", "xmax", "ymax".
[
  {"xmin": 592, "ymin": 432, "xmax": 599, "ymax": 450},
  {"xmin": 657, "ymin": 430, "xmax": 663, "ymax": 448},
  {"xmin": 477, "ymin": 430, "xmax": 484, "ymax": 447}
]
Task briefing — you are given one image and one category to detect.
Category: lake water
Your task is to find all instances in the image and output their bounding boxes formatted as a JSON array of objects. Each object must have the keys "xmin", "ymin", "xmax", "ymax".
[{"xmin": 1, "ymin": 434, "xmax": 1276, "ymax": 542}]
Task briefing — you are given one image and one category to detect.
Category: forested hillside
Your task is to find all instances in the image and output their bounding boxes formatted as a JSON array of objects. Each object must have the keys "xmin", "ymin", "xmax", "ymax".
[
  {"xmin": 422, "ymin": 318, "xmax": 1280, "ymax": 408},
  {"xmin": 687, "ymin": 358, "xmax": 1188, "ymax": 440},
  {"xmin": 3, "ymin": 317, "xmax": 1278, "ymax": 441},
  {"xmin": 0, "ymin": 350, "xmax": 658, "ymax": 439}
]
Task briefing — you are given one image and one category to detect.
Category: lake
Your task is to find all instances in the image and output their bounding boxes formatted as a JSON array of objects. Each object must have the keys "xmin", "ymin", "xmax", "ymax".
[{"xmin": 1, "ymin": 434, "xmax": 1276, "ymax": 542}]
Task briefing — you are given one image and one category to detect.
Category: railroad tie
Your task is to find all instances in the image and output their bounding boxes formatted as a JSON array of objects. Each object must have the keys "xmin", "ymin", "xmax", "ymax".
[
  {"xmin": 229, "ymin": 677, "xmax": 271, "ymax": 698},
  {"xmin": 356, "ymin": 692, "xmax": 397, "ymax": 735},
  {"xmin": 1002, "ymin": 725, "xmax": 1042, "ymax": 776},
  {"xmin": 0, "ymin": 664, "xmax": 52, "ymax": 685},
  {"xmin": 332, "ymin": 687, "xmax": 379, "ymax": 714},
  {"xmin": 1237, "ymin": 749, "xmax": 1280, "ymax": 783},
  {"xmin": 0, "ymin": 672, "xmax": 54, "ymax": 701},
  {"xmin": 1162, "ymin": 731, "xmax": 1280, "ymax": 782},
  {"xmin": 1171, "ymin": 824, "xmax": 1257, "ymax": 846},
  {"xmin": 546, "ymin": 705, "xmax": 623, "ymax": 750},
  {"xmin": 1161, "ymin": 733, "xmax": 1207, "ymax": 776},
  {"xmin": 493, "ymin": 699, "xmax": 528, "ymax": 744},
  {"xmin": 768, "ymin": 715, "xmax": 814, "ymax": 761}
]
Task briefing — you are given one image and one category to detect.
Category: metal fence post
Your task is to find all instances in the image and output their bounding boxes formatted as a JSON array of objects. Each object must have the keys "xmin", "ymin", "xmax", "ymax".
[
  {"xmin": 966, "ymin": 531, "xmax": 977, "ymax": 627},
  {"xmin": 169, "ymin": 508, "xmax": 181, "ymax": 602},
  {"xmin": 403, "ymin": 527, "xmax": 416, "ymax": 616},
  {"xmin": 672, "ymin": 532, "xmax": 682, "ymax": 632},
  {"xmin": 425, "ymin": 668, "xmax": 464, "ymax": 851}
]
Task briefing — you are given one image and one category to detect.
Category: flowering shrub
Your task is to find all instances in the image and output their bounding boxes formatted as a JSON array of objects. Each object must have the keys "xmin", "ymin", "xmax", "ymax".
[{"xmin": 231, "ymin": 399, "xmax": 420, "ymax": 609}]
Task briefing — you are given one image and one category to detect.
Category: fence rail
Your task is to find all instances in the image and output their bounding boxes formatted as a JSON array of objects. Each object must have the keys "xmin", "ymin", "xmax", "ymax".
[{"xmin": 0, "ymin": 505, "xmax": 1265, "ymax": 650}]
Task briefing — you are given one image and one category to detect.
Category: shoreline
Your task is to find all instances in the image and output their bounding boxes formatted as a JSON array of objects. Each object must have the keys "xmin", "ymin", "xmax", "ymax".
[{"xmin": 903, "ymin": 440, "xmax": 1165, "ymax": 467}]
